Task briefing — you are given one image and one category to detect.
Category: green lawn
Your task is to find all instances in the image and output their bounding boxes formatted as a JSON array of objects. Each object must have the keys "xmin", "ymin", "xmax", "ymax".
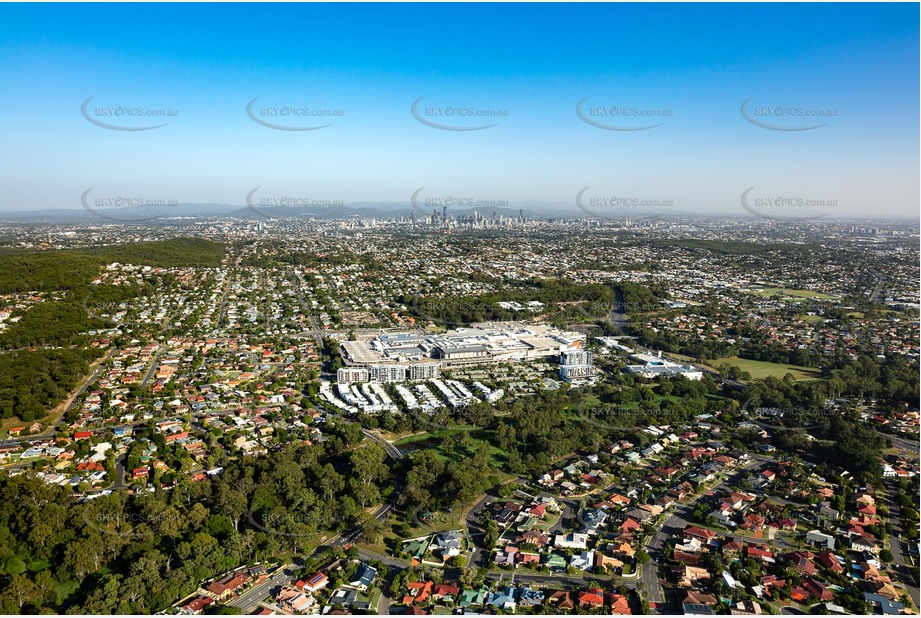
[
  {"xmin": 709, "ymin": 356, "xmax": 821, "ymax": 380},
  {"xmin": 393, "ymin": 426, "xmax": 478, "ymax": 446},
  {"xmin": 671, "ymin": 354, "xmax": 820, "ymax": 380},
  {"xmin": 395, "ymin": 427, "xmax": 510, "ymax": 470},
  {"xmin": 752, "ymin": 287, "xmax": 840, "ymax": 301},
  {"xmin": 796, "ymin": 314, "xmax": 826, "ymax": 323},
  {"xmin": 535, "ymin": 511, "xmax": 562, "ymax": 532}
]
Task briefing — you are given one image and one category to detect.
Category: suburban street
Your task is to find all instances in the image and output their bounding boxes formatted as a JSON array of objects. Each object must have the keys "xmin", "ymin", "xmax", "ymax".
[
  {"xmin": 229, "ymin": 563, "xmax": 297, "ymax": 611},
  {"xmin": 642, "ymin": 457, "xmax": 765, "ymax": 608},
  {"xmin": 884, "ymin": 482, "xmax": 920, "ymax": 607}
]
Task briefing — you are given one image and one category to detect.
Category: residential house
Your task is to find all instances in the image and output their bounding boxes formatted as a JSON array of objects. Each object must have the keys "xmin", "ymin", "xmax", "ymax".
[
  {"xmin": 486, "ymin": 586, "xmax": 517, "ymax": 611},
  {"xmin": 850, "ymin": 535, "xmax": 880, "ymax": 553},
  {"xmin": 555, "ymin": 532, "xmax": 588, "ymax": 549},
  {"xmin": 681, "ymin": 591, "xmax": 718, "ymax": 615},
  {"xmin": 683, "ymin": 525, "xmax": 717, "ymax": 545},
  {"xmin": 805, "ymin": 529, "xmax": 836, "ymax": 550},
  {"xmin": 595, "ymin": 551, "xmax": 624, "ymax": 571},
  {"xmin": 746, "ymin": 545, "xmax": 775, "ymax": 564},
  {"xmin": 458, "ymin": 587, "xmax": 487, "ymax": 609},
  {"xmin": 301, "ymin": 572, "xmax": 329, "ymax": 593},
  {"xmin": 547, "ymin": 590, "xmax": 575, "ymax": 611},
  {"xmin": 729, "ymin": 600, "xmax": 763, "ymax": 615},
  {"xmin": 206, "ymin": 571, "xmax": 252, "ymax": 601},
  {"xmin": 674, "ymin": 564, "xmax": 711, "ymax": 588},
  {"xmin": 787, "ymin": 551, "xmax": 817, "ymax": 576},
  {"xmin": 620, "ymin": 518, "xmax": 642, "ymax": 533},
  {"xmin": 790, "ymin": 578, "xmax": 833, "ymax": 603},
  {"xmin": 403, "ymin": 581, "xmax": 433, "ymax": 605},
  {"xmin": 570, "ymin": 550, "xmax": 595, "ymax": 571},
  {"xmin": 276, "ymin": 586, "xmax": 315, "ymax": 613},
  {"xmin": 608, "ymin": 593, "xmax": 632, "ymax": 615},
  {"xmin": 431, "ymin": 531, "xmax": 462, "ymax": 561},
  {"xmin": 515, "ymin": 530, "xmax": 550, "ymax": 547},
  {"xmin": 863, "ymin": 591, "xmax": 906, "ymax": 615},
  {"xmin": 577, "ymin": 588, "xmax": 605, "ymax": 609},
  {"xmin": 816, "ymin": 551, "xmax": 844, "ymax": 574},
  {"xmin": 349, "ymin": 563, "xmax": 377, "ymax": 591},
  {"xmin": 517, "ymin": 587, "xmax": 544, "ymax": 607},
  {"xmin": 178, "ymin": 596, "xmax": 213, "ymax": 615},
  {"xmin": 431, "ymin": 584, "xmax": 460, "ymax": 602}
]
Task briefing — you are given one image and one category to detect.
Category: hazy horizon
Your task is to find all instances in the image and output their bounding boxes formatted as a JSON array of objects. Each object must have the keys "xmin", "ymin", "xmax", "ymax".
[{"xmin": 1, "ymin": 3, "xmax": 918, "ymax": 220}]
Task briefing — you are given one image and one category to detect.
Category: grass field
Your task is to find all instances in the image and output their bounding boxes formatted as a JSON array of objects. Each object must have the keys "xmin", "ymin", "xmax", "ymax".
[
  {"xmin": 670, "ymin": 353, "xmax": 821, "ymax": 380},
  {"xmin": 796, "ymin": 314, "xmax": 826, "ymax": 323},
  {"xmin": 705, "ymin": 356, "xmax": 820, "ymax": 380},
  {"xmin": 392, "ymin": 427, "xmax": 477, "ymax": 446},
  {"xmin": 394, "ymin": 427, "xmax": 511, "ymax": 470},
  {"xmin": 752, "ymin": 287, "xmax": 840, "ymax": 301}
]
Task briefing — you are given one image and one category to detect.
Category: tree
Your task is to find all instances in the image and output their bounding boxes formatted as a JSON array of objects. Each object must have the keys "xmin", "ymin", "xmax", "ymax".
[
  {"xmin": 459, "ymin": 565, "xmax": 485, "ymax": 588},
  {"xmin": 216, "ymin": 486, "xmax": 248, "ymax": 532},
  {"xmin": 0, "ymin": 574, "xmax": 38, "ymax": 612},
  {"xmin": 64, "ymin": 535, "xmax": 106, "ymax": 581},
  {"xmin": 349, "ymin": 444, "xmax": 389, "ymax": 508},
  {"xmin": 403, "ymin": 450, "xmax": 443, "ymax": 510},
  {"xmin": 317, "ymin": 463, "xmax": 344, "ymax": 502},
  {"xmin": 483, "ymin": 520, "xmax": 500, "ymax": 549},
  {"xmin": 4, "ymin": 557, "xmax": 26, "ymax": 575}
]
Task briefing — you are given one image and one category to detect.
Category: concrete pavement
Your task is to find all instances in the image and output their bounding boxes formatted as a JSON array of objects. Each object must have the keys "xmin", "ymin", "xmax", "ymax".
[
  {"xmin": 884, "ymin": 482, "xmax": 920, "ymax": 607},
  {"xmin": 229, "ymin": 563, "xmax": 296, "ymax": 611},
  {"xmin": 360, "ymin": 428, "xmax": 404, "ymax": 460}
]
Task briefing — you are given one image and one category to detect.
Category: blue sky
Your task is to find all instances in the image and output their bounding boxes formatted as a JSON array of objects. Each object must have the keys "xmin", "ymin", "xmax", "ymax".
[{"xmin": 0, "ymin": 2, "xmax": 917, "ymax": 218}]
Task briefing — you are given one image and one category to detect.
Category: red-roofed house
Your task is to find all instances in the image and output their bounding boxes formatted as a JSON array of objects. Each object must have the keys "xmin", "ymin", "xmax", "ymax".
[
  {"xmin": 179, "ymin": 595, "xmax": 213, "ymax": 615},
  {"xmin": 404, "ymin": 581, "xmax": 433, "ymax": 605},
  {"xmin": 578, "ymin": 588, "xmax": 605, "ymax": 608},
  {"xmin": 301, "ymin": 572, "xmax": 328, "ymax": 593},
  {"xmin": 207, "ymin": 571, "xmax": 252, "ymax": 601},
  {"xmin": 759, "ymin": 575, "xmax": 786, "ymax": 597},
  {"xmin": 790, "ymin": 578, "xmax": 833, "ymax": 602},
  {"xmin": 747, "ymin": 545, "xmax": 775, "ymax": 564},
  {"xmin": 816, "ymin": 551, "xmax": 844, "ymax": 574},
  {"xmin": 684, "ymin": 525, "xmax": 717, "ymax": 543},
  {"xmin": 432, "ymin": 583, "xmax": 459, "ymax": 600},
  {"xmin": 608, "ymin": 593, "xmax": 632, "ymax": 615},
  {"xmin": 787, "ymin": 551, "xmax": 816, "ymax": 576},
  {"xmin": 620, "ymin": 518, "xmax": 642, "ymax": 533}
]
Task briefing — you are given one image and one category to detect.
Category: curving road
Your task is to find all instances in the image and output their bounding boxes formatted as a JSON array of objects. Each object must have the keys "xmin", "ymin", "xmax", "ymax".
[{"xmin": 360, "ymin": 428, "xmax": 404, "ymax": 460}]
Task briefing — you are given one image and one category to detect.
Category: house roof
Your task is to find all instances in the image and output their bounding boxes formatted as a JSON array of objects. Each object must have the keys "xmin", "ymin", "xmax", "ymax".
[
  {"xmin": 683, "ymin": 590, "xmax": 717, "ymax": 606},
  {"xmin": 578, "ymin": 588, "xmax": 604, "ymax": 606}
]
